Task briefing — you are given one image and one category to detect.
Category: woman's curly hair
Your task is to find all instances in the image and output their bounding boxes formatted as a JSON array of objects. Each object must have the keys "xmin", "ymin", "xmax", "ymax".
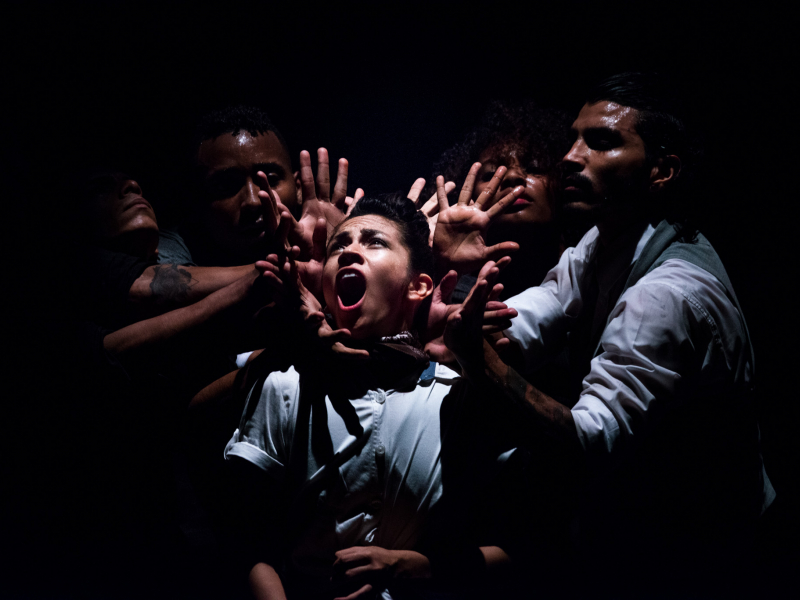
[{"xmin": 428, "ymin": 100, "xmax": 572, "ymax": 203}]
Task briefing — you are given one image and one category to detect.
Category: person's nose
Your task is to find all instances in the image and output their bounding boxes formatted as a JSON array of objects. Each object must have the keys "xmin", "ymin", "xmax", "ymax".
[
  {"xmin": 120, "ymin": 178, "xmax": 143, "ymax": 197},
  {"xmin": 242, "ymin": 179, "xmax": 262, "ymax": 211},
  {"xmin": 499, "ymin": 167, "xmax": 527, "ymax": 191},
  {"xmin": 561, "ymin": 139, "xmax": 586, "ymax": 173},
  {"xmin": 338, "ymin": 245, "xmax": 365, "ymax": 268}
]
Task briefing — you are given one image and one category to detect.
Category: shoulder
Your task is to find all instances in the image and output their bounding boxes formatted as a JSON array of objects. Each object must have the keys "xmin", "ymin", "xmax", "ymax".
[
  {"xmin": 433, "ymin": 363, "xmax": 461, "ymax": 381},
  {"xmin": 224, "ymin": 366, "xmax": 301, "ymax": 476},
  {"xmin": 157, "ymin": 228, "xmax": 195, "ymax": 266},
  {"xmin": 258, "ymin": 366, "xmax": 302, "ymax": 412},
  {"xmin": 628, "ymin": 258, "xmax": 739, "ymax": 329},
  {"xmin": 607, "ymin": 259, "xmax": 748, "ymax": 371}
]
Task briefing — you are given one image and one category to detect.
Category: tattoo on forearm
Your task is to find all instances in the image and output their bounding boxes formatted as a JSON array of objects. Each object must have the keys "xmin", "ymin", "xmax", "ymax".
[
  {"xmin": 149, "ymin": 264, "xmax": 197, "ymax": 305},
  {"xmin": 483, "ymin": 351, "xmax": 575, "ymax": 440}
]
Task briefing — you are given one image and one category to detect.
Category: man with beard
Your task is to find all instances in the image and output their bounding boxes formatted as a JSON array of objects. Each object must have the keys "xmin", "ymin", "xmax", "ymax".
[{"xmin": 438, "ymin": 72, "xmax": 775, "ymax": 597}]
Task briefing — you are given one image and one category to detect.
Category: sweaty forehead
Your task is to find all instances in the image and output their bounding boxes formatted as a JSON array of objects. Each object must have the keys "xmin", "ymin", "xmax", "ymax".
[
  {"xmin": 573, "ymin": 101, "xmax": 640, "ymax": 133},
  {"xmin": 197, "ymin": 131, "xmax": 291, "ymax": 170}
]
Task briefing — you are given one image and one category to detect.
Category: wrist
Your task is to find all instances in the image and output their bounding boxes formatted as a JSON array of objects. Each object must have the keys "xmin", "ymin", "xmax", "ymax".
[
  {"xmin": 452, "ymin": 342, "xmax": 486, "ymax": 380},
  {"xmin": 394, "ymin": 550, "xmax": 432, "ymax": 580}
]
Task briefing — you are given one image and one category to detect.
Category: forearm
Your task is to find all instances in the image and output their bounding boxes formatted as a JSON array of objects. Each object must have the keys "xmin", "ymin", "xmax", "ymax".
[
  {"xmin": 129, "ymin": 263, "xmax": 255, "ymax": 309},
  {"xmin": 249, "ymin": 563, "xmax": 287, "ymax": 600},
  {"xmin": 104, "ymin": 278, "xmax": 246, "ymax": 357},
  {"xmin": 464, "ymin": 339, "xmax": 580, "ymax": 448}
]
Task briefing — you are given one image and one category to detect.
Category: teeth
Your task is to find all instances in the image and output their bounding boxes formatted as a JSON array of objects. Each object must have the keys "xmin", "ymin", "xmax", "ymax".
[{"xmin": 341, "ymin": 273, "xmax": 358, "ymax": 280}]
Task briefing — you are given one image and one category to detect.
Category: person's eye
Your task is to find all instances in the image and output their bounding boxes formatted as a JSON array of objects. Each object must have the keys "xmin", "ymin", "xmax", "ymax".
[
  {"xmin": 480, "ymin": 170, "xmax": 496, "ymax": 183},
  {"xmin": 206, "ymin": 173, "xmax": 243, "ymax": 199},
  {"xmin": 266, "ymin": 173, "xmax": 281, "ymax": 187},
  {"xmin": 585, "ymin": 132, "xmax": 619, "ymax": 151},
  {"xmin": 526, "ymin": 164, "xmax": 546, "ymax": 175},
  {"xmin": 367, "ymin": 238, "xmax": 388, "ymax": 248}
]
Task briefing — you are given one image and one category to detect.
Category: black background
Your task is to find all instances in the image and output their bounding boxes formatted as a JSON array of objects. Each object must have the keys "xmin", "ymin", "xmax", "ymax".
[{"xmin": 5, "ymin": 0, "xmax": 797, "ymax": 570}]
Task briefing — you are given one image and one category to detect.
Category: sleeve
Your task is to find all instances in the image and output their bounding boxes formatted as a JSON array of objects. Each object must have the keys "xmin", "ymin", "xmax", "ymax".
[
  {"xmin": 504, "ymin": 227, "xmax": 598, "ymax": 372},
  {"xmin": 157, "ymin": 228, "xmax": 196, "ymax": 266},
  {"xmin": 224, "ymin": 367, "xmax": 302, "ymax": 481},
  {"xmin": 571, "ymin": 264, "xmax": 722, "ymax": 456},
  {"xmin": 78, "ymin": 246, "xmax": 154, "ymax": 309},
  {"xmin": 69, "ymin": 246, "xmax": 155, "ymax": 328}
]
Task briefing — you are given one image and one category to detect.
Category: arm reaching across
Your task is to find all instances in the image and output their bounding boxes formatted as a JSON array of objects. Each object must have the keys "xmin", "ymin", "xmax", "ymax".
[
  {"xmin": 104, "ymin": 261, "xmax": 281, "ymax": 359},
  {"xmin": 444, "ymin": 261, "xmax": 579, "ymax": 449},
  {"xmin": 423, "ymin": 261, "xmax": 517, "ymax": 365},
  {"xmin": 432, "ymin": 164, "xmax": 521, "ymax": 276}
]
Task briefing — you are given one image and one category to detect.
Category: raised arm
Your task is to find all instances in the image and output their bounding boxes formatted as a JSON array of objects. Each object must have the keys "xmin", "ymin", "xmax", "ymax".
[{"xmin": 444, "ymin": 262, "xmax": 580, "ymax": 450}]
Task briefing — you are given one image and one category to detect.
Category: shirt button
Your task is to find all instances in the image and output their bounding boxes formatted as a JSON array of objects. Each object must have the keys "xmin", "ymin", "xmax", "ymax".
[
  {"xmin": 376, "ymin": 394, "xmax": 385, "ymax": 405},
  {"xmin": 375, "ymin": 445, "xmax": 385, "ymax": 457}
]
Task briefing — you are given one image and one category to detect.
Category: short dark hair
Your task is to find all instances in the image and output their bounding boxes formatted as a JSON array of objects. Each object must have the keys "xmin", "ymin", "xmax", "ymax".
[
  {"xmin": 194, "ymin": 105, "xmax": 290, "ymax": 155},
  {"xmin": 429, "ymin": 99, "xmax": 572, "ymax": 203},
  {"xmin": 586, "ymin": 71, "xmax": 692, "ymax": 167},
  {"xmin": 343, "ymin": 193, "xmax": 435, "ymax": 279}
]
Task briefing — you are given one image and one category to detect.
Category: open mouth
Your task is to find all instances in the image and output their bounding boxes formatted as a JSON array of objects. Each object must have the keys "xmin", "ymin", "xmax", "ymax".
[{"xmin": 336, "ymin": 270, "xmax": 367, "ymax": 310}]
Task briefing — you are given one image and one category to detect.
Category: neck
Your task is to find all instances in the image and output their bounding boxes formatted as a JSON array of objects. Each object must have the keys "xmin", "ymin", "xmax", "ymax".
[{"xmin": 596, "ymin": 209, "xmax": 650, "ymax": 246}]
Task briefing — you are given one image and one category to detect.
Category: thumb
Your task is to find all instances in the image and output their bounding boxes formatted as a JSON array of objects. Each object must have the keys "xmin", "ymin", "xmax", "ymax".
[{"xmin": 437, "ymin": 270, "xmax": 458, "ymax": 304}]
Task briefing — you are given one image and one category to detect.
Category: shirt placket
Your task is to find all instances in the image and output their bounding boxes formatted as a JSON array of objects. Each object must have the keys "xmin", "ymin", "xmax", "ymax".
[{"xmin": 368, "ymin": 389, "xmax": 386, "ymax": 520}]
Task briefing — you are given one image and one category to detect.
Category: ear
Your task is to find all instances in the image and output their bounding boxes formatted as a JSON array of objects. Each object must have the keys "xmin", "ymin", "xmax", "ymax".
[
  {"xmin": 649, "ymin": 155, "xmax": 681, "ymax": 192},
  {"xmin": 294, "ymin": 171, "xmax": 303, "ymax": 205},
  {"xmin": 406, "ymin": 272, "xmax": 434, "ymax": 303}
]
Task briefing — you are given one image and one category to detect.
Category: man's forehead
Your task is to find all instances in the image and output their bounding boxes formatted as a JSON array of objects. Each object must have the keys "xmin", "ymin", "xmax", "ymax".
[
  {"xmin": 197, "ymin": 130, "xmax": 291, "ymax": 169},
  {"xmin": 572, "ymin": 101, "xmax": 640, "ymax": 133}
]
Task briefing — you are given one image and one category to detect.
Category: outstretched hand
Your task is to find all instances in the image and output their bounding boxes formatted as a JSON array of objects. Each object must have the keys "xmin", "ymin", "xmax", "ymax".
[
  {"xmin": 432, "ymin": 163, "xmax": 521, "ymax": 275},
  {"xmin": 443, "ymin": 259, "xmax": 517, "ymax": 372},
  {"xmin": 407, "ymin": 177, "xmax": 456, "ymax": 246},
  {"xmin": 424, "ymin": 258, "xmax": 516, "ymax": 365},
  {"xmin": 259, "ymin": 148, "xmax": 362, "ymax": 260}
]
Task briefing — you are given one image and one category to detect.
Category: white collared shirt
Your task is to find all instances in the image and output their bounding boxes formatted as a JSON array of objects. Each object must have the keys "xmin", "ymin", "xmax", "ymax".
[
  {"xmin": 225, "ymin": 363, "xmax": 517, "ymax": 594},
  {"xmin": 505, "ymin": 224, "xmax": 774, "ymax": 509}
]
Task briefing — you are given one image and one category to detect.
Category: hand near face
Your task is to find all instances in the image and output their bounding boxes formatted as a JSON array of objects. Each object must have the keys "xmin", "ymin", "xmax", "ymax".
[
  {"xmin": 258, "ymin": 148, "xmax": 360, "ymax": 260},
  {"xmin": 425, "ymin": 260, "xmax": 516, "ymax": 366},
  {"xmin": 443, "ymin": 259, "xmax": 517, "ymax": 371},
  {"xmin": 432, "ymin": 164, "xmax": 521, "ymax": 275},
  {"xmin": 407, "ymin": 177, "xmax": 456, "ymax": 246},
  {"xmin": 257, "ymin": 209, "xmax": 369, "ymax": 363},
  {"xmin": 331, "ymin": 546, "xmax": 431, "ymax": 600}
]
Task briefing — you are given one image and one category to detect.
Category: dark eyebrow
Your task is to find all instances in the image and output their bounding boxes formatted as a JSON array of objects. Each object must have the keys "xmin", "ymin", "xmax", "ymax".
[
  {"xmin": 253, "ymin": 162, "xmax": 287, "ymax": 176},
  {"xmin": 326, "ymin": 227, "xmax": 389, "ymax": 254},
  {"xmin": 584, "ymin": 126, "xmax": 624, "ymax": 140},
  {"xmin": 327, "ymin": 229, "xmax": 351, "ymax": 251},
  {"xmin": 204, "ymin": 166, "xmax": 242, "ymax": 179}
]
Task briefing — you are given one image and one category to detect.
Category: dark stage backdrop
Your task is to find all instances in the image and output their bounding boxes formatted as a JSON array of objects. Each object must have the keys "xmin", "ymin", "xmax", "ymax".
[{"xmin": 5, "ymin": 0, "xmax": 797, "ymax": 579}]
